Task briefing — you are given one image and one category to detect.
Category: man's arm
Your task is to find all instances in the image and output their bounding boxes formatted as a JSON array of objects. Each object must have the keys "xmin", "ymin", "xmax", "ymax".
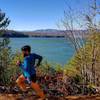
[
  {"xmin": 17, "ymin": 58, "xmax": 30, "ymax": 78},
  {"xmin": 34, "ymin": 54, "xmax": 43, "ymax": 66}
]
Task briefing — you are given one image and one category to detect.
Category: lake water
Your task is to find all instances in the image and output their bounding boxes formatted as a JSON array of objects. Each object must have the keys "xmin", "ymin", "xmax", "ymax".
[{"xmin": 10, "ymin": 38, "xmax": 75, "ymax": 65}]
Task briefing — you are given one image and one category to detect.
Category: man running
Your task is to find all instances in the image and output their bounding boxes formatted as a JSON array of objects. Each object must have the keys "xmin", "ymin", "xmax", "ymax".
[{"xmin": 16, "ymin": 45, "xmax": 45, "ymax": 100}]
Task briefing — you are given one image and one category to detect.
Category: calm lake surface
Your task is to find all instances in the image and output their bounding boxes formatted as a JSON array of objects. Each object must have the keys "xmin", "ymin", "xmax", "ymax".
[{"xmin": 10, "ymin": 38, "xmax": 75, "ymax": 65}]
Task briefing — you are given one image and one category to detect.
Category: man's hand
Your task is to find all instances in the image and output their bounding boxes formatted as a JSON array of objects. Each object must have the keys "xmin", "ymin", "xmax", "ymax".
[{"xmin": 16, "ymin": 60, "xmax": 21, "ymax": 66}]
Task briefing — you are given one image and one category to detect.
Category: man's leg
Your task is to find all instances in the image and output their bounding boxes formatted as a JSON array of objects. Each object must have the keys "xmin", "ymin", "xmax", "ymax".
[
  {"xmin": 31, "ymin": 82, "xmax": 45, "ymax": 99},
  {"xmin": 16, "ymin": 74, "xmax": 27, "ymax": 92},
  {"xmin": 30, "ymin": 75, "xmax": 45, "ymax": 99}
]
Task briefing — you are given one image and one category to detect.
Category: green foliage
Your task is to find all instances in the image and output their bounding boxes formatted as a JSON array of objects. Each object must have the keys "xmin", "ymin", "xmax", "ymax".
[
  {"xmin": 54, "ymin": 64, "xmax": 63, "ymax": 73},
  {"xmin": 0, "ymin": 9, "xmax": 11, "ymax": 85},
  {"xmin": 0, "ymin": 38, "xmax": 12, "ymax": 85},
  {"xmin": 64, "ymin": 32, "xmax": 100, "ymax": 85},
  {"xmin": 64, "ymin": 56, "xmax": 81, "ymax": 77},
  {"xmin": 10, "ymin": 52, "xmax": 23, "ymax": 76},
  {"xmin": 73, "ymin": 74, "xmax": 82, "ymax": 84},
  {"xmin": 37, "ymin": 61, "xmax": 56, "ymax": 76},
  {"xmin": 0, "ymin": 9, "xmax": 10, "ymax": 36}
]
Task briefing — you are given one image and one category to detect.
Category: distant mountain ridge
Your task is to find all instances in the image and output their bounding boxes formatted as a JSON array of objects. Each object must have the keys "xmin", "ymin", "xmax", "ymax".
[
  {"xmin": 23, "ymin": 29, "xmax": 66, "ymax": 37},
  {"xmin": 0, "ymin": 29, "xmax": 88, "ymax": 37},
  {"xmin": 33, "ymin": 29, "xmax": 64, "ymax": 33}
]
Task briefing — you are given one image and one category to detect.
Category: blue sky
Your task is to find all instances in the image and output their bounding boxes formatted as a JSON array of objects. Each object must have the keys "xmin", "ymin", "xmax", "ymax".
[{"xmin": 0, "ymin": 0, "xmax": 99, "ymax": 31}]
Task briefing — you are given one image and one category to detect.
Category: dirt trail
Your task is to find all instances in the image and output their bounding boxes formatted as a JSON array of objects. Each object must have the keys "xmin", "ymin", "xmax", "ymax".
[
  {"xmin": 0, "ymin": 94, "xmax": 61, "ymax": 100},
  {"xmin": 0, "ymin": 94, "xmax": 100, "ymax": 100}
]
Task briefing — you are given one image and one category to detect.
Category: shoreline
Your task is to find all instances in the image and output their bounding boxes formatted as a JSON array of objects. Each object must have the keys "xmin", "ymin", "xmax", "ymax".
[{"xmin": 0, "ymin": 36, "xmax": 65, "ymax": 38}]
